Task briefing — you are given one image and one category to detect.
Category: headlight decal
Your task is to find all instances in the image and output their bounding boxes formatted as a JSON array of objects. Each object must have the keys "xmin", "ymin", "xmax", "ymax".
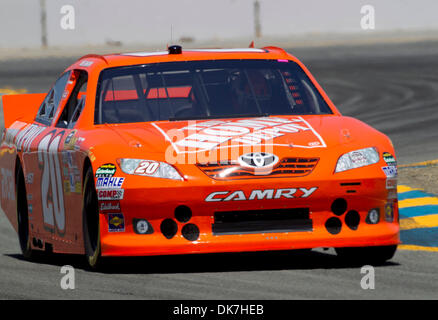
[
  {"xmin": 118, "ymin": 158, "xmax": 183, "ymax": 180},
  {"xmin": 335, "ymin": 147, "xmax": 379, "ymax": 173}
]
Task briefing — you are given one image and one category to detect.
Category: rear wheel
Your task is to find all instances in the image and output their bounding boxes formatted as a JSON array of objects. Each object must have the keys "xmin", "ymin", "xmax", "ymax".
[
  {"xmin": 335, "ymin": 245, "xmax": 397, "ymax": 265},
  {"xmin": 82, "ymin": 166, "xmax": 103, "ymax": 269},
  {"xmin": 16, "ymin": 161, "xmax": 34, "ymax": 259}
]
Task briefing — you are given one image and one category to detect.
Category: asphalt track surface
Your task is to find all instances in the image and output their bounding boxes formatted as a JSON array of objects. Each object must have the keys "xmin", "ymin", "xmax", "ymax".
[{"xmin": 0, "ymin": 41, "xmax": 438, "ymax": 299}]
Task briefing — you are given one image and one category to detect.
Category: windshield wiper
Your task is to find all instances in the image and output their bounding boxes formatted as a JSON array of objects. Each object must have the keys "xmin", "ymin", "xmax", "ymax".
[{"xmin": 169, "ymin": 113, "xmax": 270, "ymax": 121}]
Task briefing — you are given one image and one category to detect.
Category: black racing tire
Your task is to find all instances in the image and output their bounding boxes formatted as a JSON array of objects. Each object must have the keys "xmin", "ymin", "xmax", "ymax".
[
  {"xmin": 16, "ymin": 160, "xmax": 34, "ymax": 259},
  {"xmin": 82, "ymin": 166, "xmax": 103, "ymax": 270},
  {"xmin": 335, "ymin": 245, "xmax": 397, "ymax": 265}
]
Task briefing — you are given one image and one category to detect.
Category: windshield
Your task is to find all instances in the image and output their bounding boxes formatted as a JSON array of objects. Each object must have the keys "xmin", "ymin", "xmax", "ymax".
[{"xmin": 95, "ymin": 59, "xmax": 333, "ymax": 124}]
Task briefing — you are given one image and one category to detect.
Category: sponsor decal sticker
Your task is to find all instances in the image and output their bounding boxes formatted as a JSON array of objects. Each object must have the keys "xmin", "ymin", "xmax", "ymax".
[
  {"xmin": 99, "ymin": 201, "xmax": 121, "ymax": 213},
  {"xmin": 385, "ymin": 203, "xmax": 394, "ymax": 222},
  {"xmin": 1, "ymin": 168, "xmax": 15, "ymax": 201},
  {"xmin": 61, "ymin": 150, "xmax": 81, "ymax": 194},
  {"xmin": 386, "ymin": 177, "xmax": 397, "ymax": 189},
  {"xmin": 382, "ymin": 166, "xmax": 397, "ymax": 178},
  {"xmin": 205, "ymin": 187, "xmax": 318, "ymax": 202},
  {"xmin": 89, "ymin": 149, "xmax": 96, "ymax": 162},
  {"xmin": 387, "ymin": 189, "xmax": 397, "ymax": 200},
  {"xmin": 97, "ymin": 189, "xmax": 124, "ymax": 200},
  {"xmin": 96, "ymin": 177, "xmax": 125, "ymax": 189},
  {"xmin": 154, "ymin": 116, "xmax": 326, "ymax": 154},
  {"xmin": 79, "ymin": 60, "xmax": 94, "ymax": 67},
  {"xmin": 95, "ymin": 163, "xmax": 116, "ymax": 178},
  {"xmin": 74, "ymin": 182, "xmax": 81, "ymax": 193},
  {"xmin": 108, "ymin": 213, "xmax": 125, "ymax": 232},
  {"xmin": 74, "ymin": 137, "xmax": 85, "ymax": 150},
  {"xmin": 15, "ymin": 124, "xmax": 46, "ymax": 152},
  {"xmin": 64, "ymin": 130, "xmax": 78, "ymax": 150},
  {"xmin": 382, "ymin": 152, "xmax": 396, "ymax": 166}
]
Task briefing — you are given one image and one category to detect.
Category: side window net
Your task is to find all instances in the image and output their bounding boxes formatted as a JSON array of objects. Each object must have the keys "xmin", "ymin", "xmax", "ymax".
[
  {"xmin": 56, "ymin": 70, "xmax": 88, "ymax": 128},
  {"xmin": 36, "ymin": 71, "xmax": 71, "ymax": 125}
]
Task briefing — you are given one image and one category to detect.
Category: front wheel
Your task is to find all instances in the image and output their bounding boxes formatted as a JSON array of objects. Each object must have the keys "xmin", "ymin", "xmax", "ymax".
[
  {"xmin": 335, "ymin": 245, "xmax": 397, "ymax": 265},
  {"xmin": 82, "ymin": 166, "xmax": 103, "ymax": 269}
]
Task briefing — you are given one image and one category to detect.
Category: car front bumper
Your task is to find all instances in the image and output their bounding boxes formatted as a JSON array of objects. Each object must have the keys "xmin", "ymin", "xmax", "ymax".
[{"xmin": 98, "ymin": 174, "xmax": 399, "ymax": 257}]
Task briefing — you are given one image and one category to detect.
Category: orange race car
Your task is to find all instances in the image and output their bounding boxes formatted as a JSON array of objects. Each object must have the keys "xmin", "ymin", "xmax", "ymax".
[{"xmin": 0, "ymin": 45, "xmax": 399, "ymax": 269}]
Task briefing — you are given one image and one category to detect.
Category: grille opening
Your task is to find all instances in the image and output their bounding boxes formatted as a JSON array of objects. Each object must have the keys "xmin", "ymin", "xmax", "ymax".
[
  {"xmin": 160, "ymin": 219, "xmax": 178, "ymax": 239},
  {"xmin": 182, "ymin": 223, "xmax": 200, "ymax": 241},
  {"xmin": 331, "ymin": 198, "xmax": 347, "ymax": 216},
  {"xmin": 175, "ymin": 205, "xmax": 192, "ymax": 223},
  {"xmin": 340, "ymin": 182, "xmax": 361, "ymax": 186},
  {"xmin": 345, "ymin": 210, "xmax": 360, "ymax": 230},
  {"xmin": 325, "ymin": 217, "xmax": 342, "ymax": 235},
  {"xmin": 197, "ymin": 157, "xmax": 319, "ymax": 180},
  {"xmin": 212, "ymin": 208, "xmax": 312, "ymax": 235}
]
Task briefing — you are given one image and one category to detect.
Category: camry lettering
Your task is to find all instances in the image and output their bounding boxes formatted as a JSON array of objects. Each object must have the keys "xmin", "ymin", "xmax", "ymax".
[
  {"xmin": 274, "ymin": 188, "xmax": 297, "ymax": 199},
  {"xmin": 205, "ymin": 187, "xmax": 317, "ymax": 202},
  {"xmin": 248, "ymin": 189, "xmax": 274, "ymax": 200},
  {"xmin": 205, "ymin": 191, "xmax": 229, "ymax": 202},
  {"xmin": 300, "ymin": 187, "xmax": 318, "ymax": 198},
  {"xmin": 224, "ymin": 191, "xmax": 246, "ymax": 201}
]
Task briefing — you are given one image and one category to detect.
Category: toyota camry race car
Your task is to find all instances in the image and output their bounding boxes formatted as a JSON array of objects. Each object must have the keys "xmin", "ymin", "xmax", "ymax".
[{"xmin": 0, "ymin": 45, "xmax": 399, "ymax": 269}]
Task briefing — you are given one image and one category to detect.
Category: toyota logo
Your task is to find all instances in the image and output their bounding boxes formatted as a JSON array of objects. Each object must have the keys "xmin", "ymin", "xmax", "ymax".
[{"xmin": 238, "ymin": 152, "xmax": 279, "ymax": 169}]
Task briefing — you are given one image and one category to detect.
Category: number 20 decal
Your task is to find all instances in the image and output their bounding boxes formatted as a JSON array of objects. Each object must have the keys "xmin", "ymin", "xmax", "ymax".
[
  {"xmin": 38, "ymin": 132, "xmax": 65, "ymax": 235},
  {"xmin": 134, "ymin": 161, "xmax": 159, "ymax": 175}
]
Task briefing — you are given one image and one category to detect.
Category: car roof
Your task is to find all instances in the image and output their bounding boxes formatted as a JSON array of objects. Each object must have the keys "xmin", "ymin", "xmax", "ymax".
[{"xmin": 69, "ymin": 46, "xmax": 299, "ymax": 71}]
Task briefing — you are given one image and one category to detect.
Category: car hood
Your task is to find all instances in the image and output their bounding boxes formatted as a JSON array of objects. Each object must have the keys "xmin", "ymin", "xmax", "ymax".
[{"xmin": 106, "ymin": 115, "xmax": 384, "ymax": 162}]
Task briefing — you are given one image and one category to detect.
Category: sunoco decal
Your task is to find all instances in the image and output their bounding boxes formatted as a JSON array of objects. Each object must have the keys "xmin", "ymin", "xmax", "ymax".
[
  {"xmin": 385, "ymin": 203, "xmax": 394, "ymax": 222},
  {"xmin": 108, "ymin": 213, "xmax": 125, "ymax": 232}
]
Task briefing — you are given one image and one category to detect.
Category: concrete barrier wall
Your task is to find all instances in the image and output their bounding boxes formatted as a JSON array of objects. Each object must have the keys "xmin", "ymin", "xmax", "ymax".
[{"xmin": 1, "ymin": 0, "xmax": 438, "ymax": 48}]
